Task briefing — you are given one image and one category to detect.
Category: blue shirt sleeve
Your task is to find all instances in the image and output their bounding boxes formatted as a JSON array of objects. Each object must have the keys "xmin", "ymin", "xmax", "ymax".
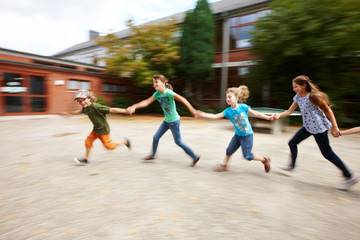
[{"xmin": 222, "ymin": 107, "xmax": 230, "ymax": 119}]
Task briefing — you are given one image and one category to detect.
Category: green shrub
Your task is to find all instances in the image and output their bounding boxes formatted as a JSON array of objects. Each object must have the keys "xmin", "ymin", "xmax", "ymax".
[
  {"xmin": 96, "ymin": 97, "xmax": 107, "ymax": 105},
  {"xmin": 113, "ymin": 96, "xmax": 132, "ymax": 108}
]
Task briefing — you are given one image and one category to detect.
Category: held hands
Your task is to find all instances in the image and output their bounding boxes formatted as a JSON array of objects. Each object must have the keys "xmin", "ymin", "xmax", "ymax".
[
  {"xmin": 267, "ymin": 114, "xmax": 276, "ymax": 121},
  {"xmin": 195, "ymin": 110, "xmax": 204, "ymax": 119},
  {"xmin": 331, "ymin": 127, "xmax": 341, "ymax": 138},
  {"xmin": 272, "ymin": 113, "xmax": 280, "ymax": 120},
  {"xmin": 126, "ymin": 106, "xmax": 136, "ymax": 115},
  {"xmin": 193, "ymin": 110, "xmax": 201, "ymax": 119}
]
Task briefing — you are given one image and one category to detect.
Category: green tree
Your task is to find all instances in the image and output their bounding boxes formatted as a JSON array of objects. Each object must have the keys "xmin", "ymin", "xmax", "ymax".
[
  {"xmin": 178, "ymin": 0, "xmax": 215, "ymax": 100},
  {"xmin": 250, "ymin": 0, "xmax": 360, "ymax": 124},
  {"xmin": 98, "ymin": 18, "xmax": 180, "ymax": 86}
]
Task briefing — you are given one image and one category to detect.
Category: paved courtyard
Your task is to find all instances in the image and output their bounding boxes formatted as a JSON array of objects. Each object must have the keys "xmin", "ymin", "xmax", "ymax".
[{"xmin": 0, "ymin": 115, "xmax": 359, "ymax": 239}]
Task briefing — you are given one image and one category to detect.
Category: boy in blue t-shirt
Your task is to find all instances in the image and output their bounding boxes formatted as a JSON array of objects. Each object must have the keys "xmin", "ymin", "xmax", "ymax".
[{"xmin": 198, "ymin": 85, "xmax": 273, "ymax": 172}]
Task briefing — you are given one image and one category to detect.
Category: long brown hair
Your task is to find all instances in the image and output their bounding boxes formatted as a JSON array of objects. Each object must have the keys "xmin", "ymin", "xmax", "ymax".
[
  {"xmin": 226, "ymin": 85, "xmax": 250, "ymax": 103},
  {"xmin": 153, "ymin": 74, "xmax": 173, "ymax": 90},
  {"xmin": 292, "ymin": 75, "xmax": 331, "ymax": 111}
]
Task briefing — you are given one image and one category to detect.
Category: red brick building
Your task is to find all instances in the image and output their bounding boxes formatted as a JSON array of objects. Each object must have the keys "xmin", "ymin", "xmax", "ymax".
[
  {"xmin": 0, "ymin": 48, "xmax": 133, "ymax": 116},
  {"xmin": 55, "ymin": 0, "xmax": 271, "ymax": 104},
  {"xmin": 1, "ymin": 0, "xmax": 271, "ymax": 116}
]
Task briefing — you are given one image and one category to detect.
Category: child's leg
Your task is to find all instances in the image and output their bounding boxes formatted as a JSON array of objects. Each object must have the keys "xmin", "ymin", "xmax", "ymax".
[
  {"xmin": 239, "ymin": 135, "xmax": 270, "ymax": 172},
  {"xmin": 150, "ymin": 121, "xmax": 169, "ymax": 157},
  {"xmin": 168, "ymin": 120, "xmax": 197, "ymax": 160},
  {"xmin": 288, "ymin": 127, "xmax": 311, "ymax": 167},
  {"xmin": 214, "ymin": 155, "xmax": 231, "ymax": 171},
  {"xmin": 313, "ymin": 131, "xmax": 352, "ymax": 179},
  {"xmin": 98, "ymin": 133, "xmax": 122, "ymax": 150},
  {"xmin": 220, "ymin": 135, "xmax": 241, "ymax": 169},
  {"xmin": 85, "ymin": 131, "xmax": 98, "ymax": 161}
]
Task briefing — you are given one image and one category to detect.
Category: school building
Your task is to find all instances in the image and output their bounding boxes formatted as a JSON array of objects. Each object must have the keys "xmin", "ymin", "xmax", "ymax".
[
  {"xmin": 0, "ymin": 48, "xmax": 133, "ymax": 115},
  {"xmin": 0, "ymin": 0, "xmax": 270, "ymax": 116}
]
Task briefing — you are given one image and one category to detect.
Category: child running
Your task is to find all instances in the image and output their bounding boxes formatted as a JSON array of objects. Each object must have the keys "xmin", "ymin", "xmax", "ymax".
[
  {"xmin": 198, "ymin": 85, "xmax": 272, "ymax": 173},
  {"xmin": 61, "ymin": 89, "xmax": 131, "ymax": 165},
  {"xmin": 126, "ymin": 74, "xmax": 200, "ymax": 166},
  {"xmin": 274, "ymin": 75, "xmax": 358, "ymax": 190}
]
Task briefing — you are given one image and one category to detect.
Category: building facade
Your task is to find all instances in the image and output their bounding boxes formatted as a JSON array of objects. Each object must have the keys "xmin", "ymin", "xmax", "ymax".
[
  {"xmin": 0, "ymin": 0, "xmax": 272, "ymax": 116},
  {"xmin": 0, "ymin": 48, "xmax": 133, "ymax": 116},
  {"xmin": 54, "ymin": 0, "xmax": 271, "ymax": 104}
]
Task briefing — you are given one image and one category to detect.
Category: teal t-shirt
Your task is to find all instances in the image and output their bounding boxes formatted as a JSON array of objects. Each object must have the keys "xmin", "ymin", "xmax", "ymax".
[
  {"xmin": 222, "ymin": 103, "xmax": 253, "ymax": 136},
  {"xmin": 81, "ymin": 102, "xmax": 111, "ymax": 135},
  {"xmin": 153, "ymin": 89, "xmax": 180, "ymax": 123}
]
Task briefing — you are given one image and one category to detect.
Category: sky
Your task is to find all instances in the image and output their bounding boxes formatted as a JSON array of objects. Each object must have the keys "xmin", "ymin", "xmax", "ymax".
[{"xmin": 0, "ymin": 0, "xmax": 220, "ymax": 56}]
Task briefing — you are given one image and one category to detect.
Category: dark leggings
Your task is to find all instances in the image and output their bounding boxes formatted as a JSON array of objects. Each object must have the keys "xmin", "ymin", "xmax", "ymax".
[{"xmin": 289, "ymin": 127, "xmax": 352, "ymax": 178}]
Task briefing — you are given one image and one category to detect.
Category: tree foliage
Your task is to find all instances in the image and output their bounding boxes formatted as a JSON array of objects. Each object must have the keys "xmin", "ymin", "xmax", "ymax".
[
  {"xmin": 98, "ymin": 19, "xmax": 180, "ymax": 86},
  {"xmin": 178, "ymin": 0, "xmax": 215, "ymax": 83},
  {"xmin": 250, "ymin": 0, "xmax": 360, "ymax": 123}
]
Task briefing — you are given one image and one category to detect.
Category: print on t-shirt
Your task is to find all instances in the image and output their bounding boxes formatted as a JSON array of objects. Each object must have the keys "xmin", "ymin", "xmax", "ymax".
[
  {"xmin": 159, "ymin": 96, "xmax": 171, "ymax": 115},
  {"xmin": 233, "ymin": 112, "xmax": 250, "ymax": 134}
]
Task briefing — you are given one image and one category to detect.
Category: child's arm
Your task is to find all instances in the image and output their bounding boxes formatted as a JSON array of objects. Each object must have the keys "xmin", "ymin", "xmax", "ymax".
[
  {"xmin": 110, "ymin": 108, "xmax": 127, "ymax": 114},
  {"xmin": 341, "ymin": 127, "xmax": 360, "ymax": 136},
  {"xmin": 173, "ymin": 94, "xmax": 197, "ymax": 116},
  {"xmin": 58, "ymin": 109, "xmax": 82, "ymax": 117},
  {"xmin": 316, "ymin": 98, "xmax": 340, "ymax": 137},
  {"xmin": 127, "ymin": 96, "xmax": 156, "ymax": 114},
  {"xmin": 273, "ymin": 102, "xmax": 298, "ymax": 120},
  {"xmin": 247, "ymin": 109, "xmax": 273, "ymax": 121},
  {"xmin": 198, "ymin": 111, "xmax": 225, "ymax": 120}
]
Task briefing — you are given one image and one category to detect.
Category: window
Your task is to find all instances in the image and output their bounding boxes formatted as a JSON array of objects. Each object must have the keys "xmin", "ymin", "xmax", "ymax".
[
  {"xmin": 229, "ymin": 10, "xmax": 270, "ymax": 27},
  {"xmin": 103, "ymin": 83, "xmax": 127, "ymax": 93},
  {"xmin": 31, "ymin": 97, "xmax": 46, "ymax": 112},
  {"xmin": 215, "ymin": 19, "xmax": 224, "ymax": 52},
  {"xmin": 30, "ymin": 76, "xmax": 45, "ymax": 95},
  {"xmin": 229, "ymin": 10, "xmax": 270, "ymax": 50},
  {"xmin": 2, "ymin": 73, "xmax": 25, "ymax": 94},
  {"xmin": 80, "ymin": 81, "xmax": 90, "ymax": 90},
  {"xmin": 238, "ymin": 67, "xmax": 249, "ymax": 76},
  {"xmin": 230, "ymin": 25, "xmax": 254, "ymax": 49},
  {"xmin": 5, "ymin": 96, "xmax": 23, "ymax": 113},
  {"xmin": 67, "ymin": 80, "xmax": 91, "ymax": 90}
]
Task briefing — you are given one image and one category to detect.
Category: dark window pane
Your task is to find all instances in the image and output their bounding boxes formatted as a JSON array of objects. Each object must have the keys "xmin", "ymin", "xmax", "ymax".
[
  {"xmin": 31, "ymin": 97, "xmax": 46, "ymax": 112},
  {"xmin": 5, "ymin": 96, "xmax": 23, "ymax": 113},
  {"xmin": 30, "ymin": 76, "xmax": 45, "ymax": 95},
  {"xmin": 230, "ymin": 25, "xmax": 254, "ymax": 49},
  {"xmin": 3, "ymin": 73, "xmax": 25, "ymax": 94}
]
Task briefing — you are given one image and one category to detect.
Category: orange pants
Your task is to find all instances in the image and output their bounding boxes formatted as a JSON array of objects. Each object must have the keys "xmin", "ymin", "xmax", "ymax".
[{"xmin": 85, "ymin": 131, "xmax": 119, "ymax": 150}]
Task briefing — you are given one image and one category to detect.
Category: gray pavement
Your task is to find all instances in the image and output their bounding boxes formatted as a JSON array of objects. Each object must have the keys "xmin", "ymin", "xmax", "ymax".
[{"xmin": 0, "ymin": 115, "xmax": 359, "ymax": 240}]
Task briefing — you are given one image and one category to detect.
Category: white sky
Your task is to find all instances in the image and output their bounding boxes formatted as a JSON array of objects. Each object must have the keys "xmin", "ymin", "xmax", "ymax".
[{"xmin": 0, "ymin": 0, "xmax": 219, "ymax": 56}]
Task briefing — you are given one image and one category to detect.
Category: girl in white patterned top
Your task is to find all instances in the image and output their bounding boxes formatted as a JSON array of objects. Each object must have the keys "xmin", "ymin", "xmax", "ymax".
[{"xmin": 273, "ymin": 75, "xmax": 358, "ymax": 190}]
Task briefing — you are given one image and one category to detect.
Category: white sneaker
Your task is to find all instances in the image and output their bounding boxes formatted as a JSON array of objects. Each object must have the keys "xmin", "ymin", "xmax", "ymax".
[
  {"xmin": 336, "ymin": 174, "xmax": 359, "ymax": 190},
  {"xmin": 73, "ymin": 157, "xmax": 88, "ymax": 165},
  {"xmin": 279, "ymin": 164, "xmax": 294, "ymax": 171}
]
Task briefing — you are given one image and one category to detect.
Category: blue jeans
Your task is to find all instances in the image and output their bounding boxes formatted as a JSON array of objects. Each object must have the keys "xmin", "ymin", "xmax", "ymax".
[
  {"xmin": 226, "ymin": 134, "xmax": 255, "ymax": 160},
  {"xmin": 289, "ymin": 127, "xmax": 352, "ymax": 178},
  {"xmin": 150, "ymin": 120, "xmax": 197, "ymax": 160}
]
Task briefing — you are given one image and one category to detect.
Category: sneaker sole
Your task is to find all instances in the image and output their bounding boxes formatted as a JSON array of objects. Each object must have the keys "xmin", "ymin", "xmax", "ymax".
[{"xmin": 73, "ymin": 158, "xmax": 86, "ymax": 165}]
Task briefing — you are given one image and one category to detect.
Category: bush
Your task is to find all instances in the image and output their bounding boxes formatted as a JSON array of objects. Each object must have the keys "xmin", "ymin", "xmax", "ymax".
[
  {"xmin": 96, "ymin": 97, "xmax": 107, "ymax": 105},
  {"xmin": 113, "ymin": 96, "xmax": 132, "ymax": 108}
]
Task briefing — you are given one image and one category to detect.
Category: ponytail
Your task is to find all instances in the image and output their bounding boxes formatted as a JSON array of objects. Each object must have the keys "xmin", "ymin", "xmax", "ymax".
[
  {"xmin": 225, "ymin": 85, "xmax": 250, "ymax": 103},
  {"xmin": 238, "ymin": 85, "xmax": 250, "ymax": 103},
  {"xmin": 165, "ymin": 82, "xmax": 174, "ymax": 90}
]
